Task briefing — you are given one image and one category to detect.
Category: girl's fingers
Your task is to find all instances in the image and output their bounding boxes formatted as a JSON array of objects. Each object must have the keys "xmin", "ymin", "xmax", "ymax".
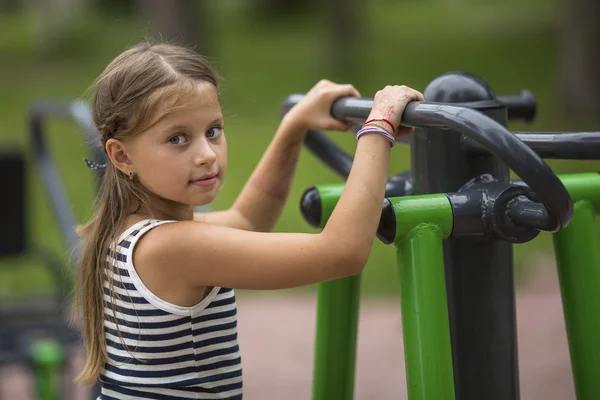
[
  {"xmin": 327, "ymin": 119, "xmax": 353, "ymax": 131},
  {"xmin": 410, "ymin": 88, "xmax": 425, "ymax": 102},
  {"xmin": 347, "ymin": 85, "xmax": 361, "ymax": 98},
  {"xmin": 327, "ymin": 83, "xmax": 361, "ymax": 100}
]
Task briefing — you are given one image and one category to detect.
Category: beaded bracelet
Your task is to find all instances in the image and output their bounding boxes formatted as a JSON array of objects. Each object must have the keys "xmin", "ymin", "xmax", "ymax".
[{"xmin": 356, "ymin": 126, "xmax": 395, "ymax": 147}]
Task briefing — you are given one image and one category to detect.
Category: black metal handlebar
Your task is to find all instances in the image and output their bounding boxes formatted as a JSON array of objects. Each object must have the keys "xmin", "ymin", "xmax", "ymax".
[
  {"xmin": 282, "ymin": 90, "xmax": 537, "ymax": 124},
  {"xmin": 282, "ymin": 95, "xmax": 574, "ymax": 231},
  {"xmin": 463, "ymin": 131, "xmax": 600, "ymax": 160}
]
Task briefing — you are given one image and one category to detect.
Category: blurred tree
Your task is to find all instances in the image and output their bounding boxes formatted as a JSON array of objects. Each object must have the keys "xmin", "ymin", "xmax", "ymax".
[
  {"xmin": 92, "ymin": 0, "xmax": 136, "ymax": 16},
  {"xmin": 247, "ymin": 0, "xmax": 362, "ymax": 81},
  {"xmin": 321, "ymin": 0, "xmax": 365, "ymax": 82},
  {"xmin": 27, "ymin": 0, "xmax": 87, "ymax": 54},
  {"xmin": 249, "ymin": 0, "xmax": 315, "ymax": 19},
  {"xmin": 0, "ymin": 0, "xmax": 20, "ymax": 12},
  {"xmin": 559, "ymin": 0, "xmax": 600, "ymax": 122},
  {"xmin": 137, "ymin": 0, "xmax": 213, "ymax": 56}
]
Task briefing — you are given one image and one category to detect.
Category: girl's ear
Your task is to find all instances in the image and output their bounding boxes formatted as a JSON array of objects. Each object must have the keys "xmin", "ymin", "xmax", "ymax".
[{"xmin": 105, "ymin": 138, "xmax": 133, "ymax": 175}]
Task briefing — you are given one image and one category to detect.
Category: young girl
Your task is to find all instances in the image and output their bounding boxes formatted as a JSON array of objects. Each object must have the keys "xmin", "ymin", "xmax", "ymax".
[{"xmin": 75, "ymin": 42, "xmax": 423, "ymax": 399}]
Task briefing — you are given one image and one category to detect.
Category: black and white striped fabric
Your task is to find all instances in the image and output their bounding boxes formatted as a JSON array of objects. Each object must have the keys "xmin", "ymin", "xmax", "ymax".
[{"xmin": 100, "ymin": 219, "xmax": 242, "ymax": 399}]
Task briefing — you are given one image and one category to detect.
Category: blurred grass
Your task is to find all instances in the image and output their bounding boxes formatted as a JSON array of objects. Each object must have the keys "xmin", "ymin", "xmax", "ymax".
[{"xmin": 0, "ymin": 0, "xmax": 598, "ymax": 300}]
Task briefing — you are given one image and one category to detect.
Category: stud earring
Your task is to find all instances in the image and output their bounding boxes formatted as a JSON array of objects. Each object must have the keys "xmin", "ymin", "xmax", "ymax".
[{"xmin": 128, "ymin": 171, "xmax": 135, "ymax": 181}]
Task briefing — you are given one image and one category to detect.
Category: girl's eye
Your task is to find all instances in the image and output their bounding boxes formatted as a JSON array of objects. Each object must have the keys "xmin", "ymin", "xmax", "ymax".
[
  {"xmin": 207, "ymin": 126, "xmax": 223, "ymax": 139},
  {"xmin": 168, "ymin": 134, "xmax": 188, "ymax": 145}
]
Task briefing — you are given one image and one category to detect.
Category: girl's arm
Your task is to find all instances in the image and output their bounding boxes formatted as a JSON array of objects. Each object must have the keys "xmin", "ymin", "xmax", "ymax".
[
  {"xmin": 135, "ymin": 85, "xmax": 425, "ymax": 291},
  {"xmin": 140, "ymin": 134, "xmax": 390, "ymax": 290},
  {"xmin": 196, "ymin": 80, "xmax": 360, "ymax": 232},
  {"xmin": 195, "ymin": 117, "xmax": 306, "ymax": 232}
]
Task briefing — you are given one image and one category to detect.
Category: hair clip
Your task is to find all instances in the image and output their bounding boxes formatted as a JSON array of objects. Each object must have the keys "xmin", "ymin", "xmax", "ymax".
[{"xmin": 84, "ymin": 158, "xmax": 107, "ymax": 170}]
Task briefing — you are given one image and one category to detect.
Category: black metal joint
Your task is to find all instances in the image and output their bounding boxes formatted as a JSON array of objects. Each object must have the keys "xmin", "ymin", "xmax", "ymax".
[
  {"xmin": 488, "ymin": 186, "xmax": 542, "ymax": 244},
  {"xmin": 448, "ymin": 174, "xmax": 544, "ymax": 243}
]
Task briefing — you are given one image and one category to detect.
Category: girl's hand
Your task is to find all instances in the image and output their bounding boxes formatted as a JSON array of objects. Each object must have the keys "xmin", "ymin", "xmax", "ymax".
[
  {"xmin": 366, "ymin": 85, "xmax": 424, "ymax": 137},
  {"xmin": 284, "ymin": 79, "xmax": 361, "ymax": 132}
]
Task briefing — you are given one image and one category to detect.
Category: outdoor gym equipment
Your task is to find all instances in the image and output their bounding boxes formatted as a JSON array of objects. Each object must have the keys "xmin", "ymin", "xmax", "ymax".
[
  {"xmin": 281, "ymin": 72, "xmax": 600, "ymax": 400},
  {"xmin": 0, "ymin": 100, "xmax": 104, "ymax": 400}
]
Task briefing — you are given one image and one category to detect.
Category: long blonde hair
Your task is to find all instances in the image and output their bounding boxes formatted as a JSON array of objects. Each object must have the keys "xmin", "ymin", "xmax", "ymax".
[{"xmin": 74, "ymin": 41, "xmax": 219, "ymax": 385}]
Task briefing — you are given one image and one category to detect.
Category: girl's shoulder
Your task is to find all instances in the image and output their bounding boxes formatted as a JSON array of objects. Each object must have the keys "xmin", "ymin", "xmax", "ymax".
[{"xmin": 117, "ymin": 217, "xmax": 177, "ymax": 242}]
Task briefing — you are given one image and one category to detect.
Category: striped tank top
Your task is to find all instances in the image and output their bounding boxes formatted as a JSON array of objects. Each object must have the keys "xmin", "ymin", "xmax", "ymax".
[{"xmin": 100, "ymin": 219, "xmax": 243, "ymax": 399}]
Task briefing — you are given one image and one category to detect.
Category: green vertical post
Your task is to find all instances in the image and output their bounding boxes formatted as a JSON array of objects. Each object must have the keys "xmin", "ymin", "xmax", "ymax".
[
  {"xmin": 312, "ymin": 275, "xmax": 362, "ymax": 400},
  {"xmin": 392, "ymin": 195, "xmax": 455, "ymax": 400},
  {"xmin": 311, "ymin": 184, "xmax": 362, "ymax": 400},
  {"xmin": 553, "ymin": 199, "xmax": 600, "ymax": 400},
  {"xmin": 31, "ymin": 338, "xmax": 64, "ymax": 400}
]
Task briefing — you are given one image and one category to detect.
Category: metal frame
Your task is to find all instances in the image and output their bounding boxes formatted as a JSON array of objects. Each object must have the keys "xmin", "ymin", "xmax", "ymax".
[
  {"xmin": 0, "ymin": 100, "xmax": 104, "ymax": 400},
  {"xmin": 282, "ymin": 72, "xmax": 600, "ymax": 400},
  {"xmin": 28, "ymin": 99, "xmax": 104, "ymax": 400},
  {"xmin": 302, "ymin": 172, "xmax": 600, "ymax": 400}
]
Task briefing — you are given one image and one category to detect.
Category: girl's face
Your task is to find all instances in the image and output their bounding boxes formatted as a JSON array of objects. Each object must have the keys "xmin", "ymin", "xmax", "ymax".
[{"xmin": 123, "ymin": 83, "xmax": 227, "ymax": 216}]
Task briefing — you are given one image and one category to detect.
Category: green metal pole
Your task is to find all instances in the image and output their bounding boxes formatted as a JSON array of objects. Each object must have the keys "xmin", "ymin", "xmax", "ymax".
[
  {"xmin": 31, "ymin": 338, "xmax": 65, "ymax": 400},
  {"xmin": 312, "ymin": 275, "xmax": 362, "ymax": 400},
  {"xmin": 311, "ymin": 184, "xmax": 362, "ymax": 400},
  {"xmin": 559, "ymin": 173, "xmax": 600, "ymax": 209},
  {"xmin": 553, "ymin": 199, "xmax": 600, "ymax": 400},
  {"xmin": 392, "ymin": 195, "xmax": 455, "ymax": 400}
]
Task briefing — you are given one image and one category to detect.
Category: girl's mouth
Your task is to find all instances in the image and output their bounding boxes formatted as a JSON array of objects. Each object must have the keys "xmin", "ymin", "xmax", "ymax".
[{"xmin": 189, "ymin": 174, "xmax": 217, "ymax": 186}]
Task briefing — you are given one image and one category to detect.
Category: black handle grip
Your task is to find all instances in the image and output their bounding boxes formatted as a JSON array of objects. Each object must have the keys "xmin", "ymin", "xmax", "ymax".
[
  {"xmin": 498, "ymin": 90, "xmax": 537, "ymax": 123},
  {"xmin": 282, "ymin": 94, "xmax": 573, "ymax": 231},
  {"xmin": 507, "ymin": 200, "xmax": 555, "ymax": 231}
]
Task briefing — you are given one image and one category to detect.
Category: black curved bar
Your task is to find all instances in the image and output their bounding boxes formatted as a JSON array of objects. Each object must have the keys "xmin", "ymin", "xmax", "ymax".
[
  {"xmin": 411, "ymin": 102, "xmax": 572, "ymax": 230},
  {"xmin": 29, "ymin": 100, "xmax": 104, "ymax": 258},
  {"xmin": 282, "ymin": 95, "xmax": 574, "ymax": 231},
  {"xmin": 463, "ymin": 131, "xmax": 600, "ymax": 160}
]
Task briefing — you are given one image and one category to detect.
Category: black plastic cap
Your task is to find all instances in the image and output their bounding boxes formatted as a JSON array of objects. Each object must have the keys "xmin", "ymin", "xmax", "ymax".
[
  {"xmin": 300, "ymin": 186, "xmax": 322, "ymax": 228},
  {"xmin": 376, "ymin": 198, "xmax": 396, "ymax": 245},
  {"xmin": 424, "ymin": 72, "xmax": 496, "ymax": 103}
]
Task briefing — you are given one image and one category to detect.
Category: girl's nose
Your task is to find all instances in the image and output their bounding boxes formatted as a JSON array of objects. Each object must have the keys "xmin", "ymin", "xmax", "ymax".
[{"xmin": 194, "ymin": 142, "xmax": 217, "ymax": 166}]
